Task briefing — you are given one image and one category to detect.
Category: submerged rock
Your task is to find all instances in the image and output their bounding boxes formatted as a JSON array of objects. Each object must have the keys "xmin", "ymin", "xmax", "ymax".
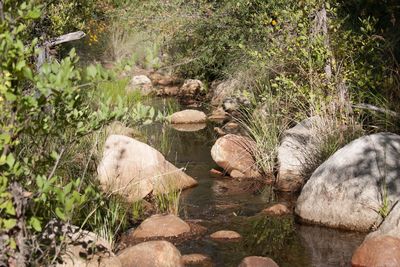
[
  {"xmin": 117, "ymin": 240, "xmax": 183, "ymax": 267},
  {"xmin": 170, "ymin": 110, "xmax": 207, "ymax": 124},
  {"xmin": 211, "ymin": 134, "xmax": 261, "ymax": 178},
  {"xmin": 276, "ymin": 117, "xmax": 321, "ymax": 192},
  {"xmin": 181, "ymin": 254, "xmax": 213, "ymax": 267},
  {"xmin": 97, "ymin": 135, "xmax": 198, "ymax": 202},
  {"xmin": 296, "ymin": 133, "xmax": 400, "ymax": 231},
  {"xmin": 131, "ymin": 214, "xmax": 191, "ymax": 240},
  {"xmin": 238, "ymin": 256, "xmax": 279, "ymax": 267},
  {"xmin": 351, "ymin": 236, "xmax": 400, "ymax": 267},
  {"xmin": 210, "ymin": 230, "xmax": 241, "ymax": 241},
  {"xmin": 262, "ymin": 203, "xmax": 291, "ymax": 216}
]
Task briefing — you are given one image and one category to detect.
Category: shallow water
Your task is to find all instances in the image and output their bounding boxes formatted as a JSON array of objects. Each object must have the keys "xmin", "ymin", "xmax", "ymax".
[{"xmin": 142, "ymin": 99, "xmax": 366, "ymax": 267}]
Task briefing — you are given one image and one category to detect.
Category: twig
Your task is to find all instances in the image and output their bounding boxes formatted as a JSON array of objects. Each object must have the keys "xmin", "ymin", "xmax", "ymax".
[
  {"xmin": 0, "ymin": 0, "xmax": 4, "ymax": 22},
  {"xmin": 47, "ymin": 147, "xmax": 65, "ymax": 180},
  {"xmin": 352, "ymin": 103, "xmax": 400, "ymax": 118}
]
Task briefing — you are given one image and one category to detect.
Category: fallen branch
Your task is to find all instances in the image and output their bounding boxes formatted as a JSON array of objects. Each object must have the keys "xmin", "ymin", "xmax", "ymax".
[
  {"xmin": 352, "ymin": 103, "xmax": 400, "ymax": 118},
  {"xmin": 36, "ymin": 31, "xmax": 86, "ymax": 70}
]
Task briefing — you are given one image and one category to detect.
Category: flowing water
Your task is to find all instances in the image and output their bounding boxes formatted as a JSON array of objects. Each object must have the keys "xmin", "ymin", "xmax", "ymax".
[{"xmin": 141, "ymin": 99, "xmax": 366, "ymax": 267}]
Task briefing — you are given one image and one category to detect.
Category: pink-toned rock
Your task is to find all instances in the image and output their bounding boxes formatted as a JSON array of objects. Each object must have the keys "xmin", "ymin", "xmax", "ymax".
[
  {"xmin": 157, "ymin": 86, "xmax": 180, "ymax": 96},
  {"xmin": 351, "ymin": 236, "xmax": 400, "ymax": 267},
  {"xmin": 209, "ymin": 169, "xmax": 224, "ymax": 178},
  {"xmin": 208, "ymin": 108, "xmax": 228, "ymax": 122},
  {"xmin": 238, "ymin": 256, "xmax": 279, "ymax": 267},
  {"xmin": 149, "ymin": 72, "xmax": 179, "ymax": 87},
  {"xmin": 262, "ymin": 204, "xmax": 291, "ymax": 216},
  {"xmin": 97, "ymin": 135, "xmax": 198, "ymax": 202},
  {"xmin": 181, "ymin": 254, "xmax": 213, "ymax": 266},
  {"xmin": 210, "ymin": 230, "xmax": 241, "ymax": 241},
  {"xmin": 170, "ymin": 110, "xmax": 207, "ymax": 124},
  {"xmin": 211, "ymin": 134, "xmax": 261, "ymax": 178},
  {"xmin": 117, "ymin": 241, "xmax": 183, "ymax": 267},
  {"xmin": 131, "ymin": 214, "xmax": 190, "ymax": 239}
]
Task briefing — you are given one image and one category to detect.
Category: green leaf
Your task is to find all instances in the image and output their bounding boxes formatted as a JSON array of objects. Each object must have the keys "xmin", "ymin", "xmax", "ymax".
[
  {"xmin": 55, "ymin": 207, "xmax": 67, "ymax": 221},
  {"xmin": 3, "ymin": 219, "xmax": 17, "ymax": 230},
  {"xmin": 26, "ymin": 8, "xmax": 41, "ymax": 19},
  {"xmin": 86, "ymin": 65, "xmax": 97, "ymax": 78},
  {"xmin": 29, "ymin": 217, "xmax": 42, "ymax": 232}
]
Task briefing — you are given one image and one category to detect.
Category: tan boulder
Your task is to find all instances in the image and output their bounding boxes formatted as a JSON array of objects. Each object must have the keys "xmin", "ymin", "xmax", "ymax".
[
  {"xmin": 179, "ymin": 79, "xmax": 203, "ymax": 97},
  {"xmin": 262, "ymin": 204, "xmax": 291, "ymax": 216},
  {"xmin": 351, "ymin": 236, "xmax": 400, "ymax": 267},
  {"xmin": 97, "ymin": 135, "xmax": 198, "ymax": 202},
  {"xmin": 210, "ymin": 230, "xmax": 241, "ymax": 241},
  {"xmin": 117, "ymin": 241, "xmax": 183, "ymax": 267},
  {"xmin": 211, "ymin": 134, "xmax": 261, "ymax": 178},
  {"xmin": 181, "ymin": 254, "xmax": 213, "ymax": 266},
  {"xmin": 131, "ymin": 214, "xmax": 191, "ymax": 240},
  {"xmin": 170, "ymin": 110, "xmax": 207, "ymax": 124},
  {"xmin": 238, "ymin": 256, "xmax": 279, "ymax": 267}
]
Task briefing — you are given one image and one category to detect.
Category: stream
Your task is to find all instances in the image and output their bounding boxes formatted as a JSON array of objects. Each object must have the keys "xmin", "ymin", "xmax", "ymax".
[{"xmin": 140, "ymin": 99, "xmax": 366, "ymax": 267}]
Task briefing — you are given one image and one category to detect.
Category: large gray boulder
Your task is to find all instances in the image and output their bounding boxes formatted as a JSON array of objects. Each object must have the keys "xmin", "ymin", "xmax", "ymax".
[
  {"xmin": 211, "ymin": 79, "xmax": 239, "ymax": 107},
  {"xmin": 97, "ymin": 135, "xmax": 198, "ymax": 202},
  {"xmin": 276, "ymin": 117, "xmax": 321, "ymax": 192},
  {"xmin": 295, "ymin": 133, "xmax": 400, "ymax": 231}
]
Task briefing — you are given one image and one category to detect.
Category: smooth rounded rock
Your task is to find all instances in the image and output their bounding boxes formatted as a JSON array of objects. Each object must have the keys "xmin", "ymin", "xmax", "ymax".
[
  {"xmin": 238, "ymin": 256, "xmax": 279, "ymax": 267},
  {"xmin": 211, "ymin": 134, "xmax": 261, "ymax": 178},
  {"xmin": 170, "ymin": 110, "xmax": 207, "ymax": 124},
  {"xmin": 296, "ymin": 133, "xmax": 400, "ymax": 231},
  {"xmin": 181, "ymin": 254, "xmax": 213, "ymax": 266},
  {"xmin": 210, "ymin": 230, "xmax": 241, "ymax": 241},
  {"xmin": 351, "ymin": 236, "xmax": 400, "ymax": 267},
  {"xmin": 131, "ymin": 214, "xmax": 191, "ymax": 239},
  {"xmin": 117, "ymin": 241, "xmax": 183, "ymax": 267},
  {"xmin": 97, "ymin": 135, "xmax": 197, "ymax": 202}
]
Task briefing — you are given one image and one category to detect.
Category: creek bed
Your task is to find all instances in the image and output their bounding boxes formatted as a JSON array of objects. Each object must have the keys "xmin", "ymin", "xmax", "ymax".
[{"xmin": 141, "ymin": 99, "xmax": 366, "ymax": 267}]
